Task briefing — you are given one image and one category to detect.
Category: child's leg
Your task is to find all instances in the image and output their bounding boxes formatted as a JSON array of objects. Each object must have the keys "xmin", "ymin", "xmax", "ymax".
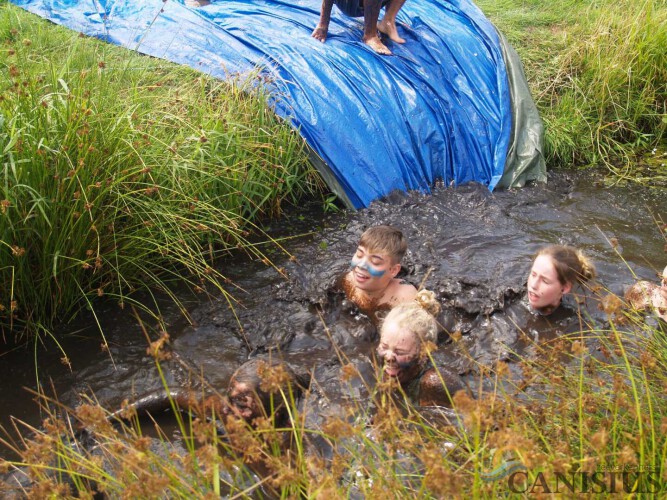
[
  {"xmin": 312, "ymin": 0, "xmax": 336, "ymax": 42},
  {"xmin": 362, "ymin": 0, "xmax": 391, "ymax": 54},
  {"xmin": 378, "ymin": 0, "xmax": 407, "ymax": 44}
]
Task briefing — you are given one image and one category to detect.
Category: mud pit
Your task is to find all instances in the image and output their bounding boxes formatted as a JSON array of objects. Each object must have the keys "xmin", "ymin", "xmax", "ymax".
[{"xmin": 0, "ymin": 170, "xmax": 664, "ymax": 459}]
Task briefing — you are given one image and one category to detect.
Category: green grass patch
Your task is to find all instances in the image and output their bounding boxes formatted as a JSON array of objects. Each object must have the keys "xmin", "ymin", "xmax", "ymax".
[
  {"xmin": 477, "ymin": 0, "xmax": 667, "ymax": 180},
  {"xmin": 0, "ymin": 3, "xmax": 322, "ymax": 340}
]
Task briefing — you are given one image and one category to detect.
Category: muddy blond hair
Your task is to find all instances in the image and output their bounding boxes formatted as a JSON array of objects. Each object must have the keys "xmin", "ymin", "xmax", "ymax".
[
  {"xmin": 381, "ymin": 289, "xmax": 441, "ymax": 344},
  {"xmin": 358, "ymin": 225, "xmax": 408, "ymax": 263},
  {"xmin": 537, "ymin": 245, "xmax": 596, "ymax": 287}
]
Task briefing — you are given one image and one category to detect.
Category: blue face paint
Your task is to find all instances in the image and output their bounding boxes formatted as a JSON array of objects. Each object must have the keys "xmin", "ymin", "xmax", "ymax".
[{"xmin": 350, "ymin": 257, "xmax": 386, "ymax": 277}]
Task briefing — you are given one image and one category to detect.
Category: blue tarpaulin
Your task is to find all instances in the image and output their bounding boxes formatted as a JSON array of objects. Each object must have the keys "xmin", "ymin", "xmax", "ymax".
[{"xmin": 9, "ymin": 0, "xmax": 546, "ymax": 209}]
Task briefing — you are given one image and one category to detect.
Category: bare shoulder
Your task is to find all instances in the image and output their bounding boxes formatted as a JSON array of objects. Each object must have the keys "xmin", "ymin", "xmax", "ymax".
[{"xmin": 389, "ymin": 278, "xmax": 417, "ymax": 303}]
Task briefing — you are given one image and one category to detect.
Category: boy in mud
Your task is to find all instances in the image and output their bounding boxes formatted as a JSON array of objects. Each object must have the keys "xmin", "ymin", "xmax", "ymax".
[{"xmin": 341, "ymin": 225, "xmax": 417, "ymax": 320}]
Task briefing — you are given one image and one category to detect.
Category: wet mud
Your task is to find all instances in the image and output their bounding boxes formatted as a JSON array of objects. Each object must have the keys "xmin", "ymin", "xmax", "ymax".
[{"xmin": 0, "ymin": 170, "xmax": 665, "ymax": 459}]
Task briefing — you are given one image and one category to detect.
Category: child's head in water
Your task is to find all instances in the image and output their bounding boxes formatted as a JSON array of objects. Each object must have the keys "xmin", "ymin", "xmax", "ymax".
[
  {"xmin": 351, "ymin": 225, "xmax": 407, "ymax": 290},
  {"xmin": 527, "ymin": 245, "xmax": 596, "ymax": 315},
  {"xmin": 224, "ymin": 358, "xmax": 298, "ymax": 425},
  {"xmin": 624, "ymin": 264, "xmax": 667, "ymax": 321},
  {"xmin": 345, "ymin": 225, "xmax": 416, "ymax": 311},
  {"xmin": 376, "ymin": 290, "xmax": 441, "ymax": 384}
]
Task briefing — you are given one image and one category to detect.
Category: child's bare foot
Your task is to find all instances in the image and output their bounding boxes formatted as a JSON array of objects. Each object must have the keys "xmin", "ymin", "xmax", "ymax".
[
  {"xmin": 311, "ymin": 26, "xmax": 328, "ymax": 42},
  {"xmin": 364, "ymin": 35, "xmax": 392, "ymax": 55},
  {"xmin": 377, "ymin": 19, "xmax": 405, "ymax": 44}
]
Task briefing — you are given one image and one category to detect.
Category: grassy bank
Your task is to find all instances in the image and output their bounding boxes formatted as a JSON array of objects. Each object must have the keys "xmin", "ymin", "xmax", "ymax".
[
  {"xmin": 1, "ymin": 303, "xmax": 664, "ymax": 497},
  {"xmin": 477, "ymin": 0, "xmax": 667, "ymax": 180},
  {"xmin": 0, "ymin": 3, "xmax": 321, "ymax": 340}
]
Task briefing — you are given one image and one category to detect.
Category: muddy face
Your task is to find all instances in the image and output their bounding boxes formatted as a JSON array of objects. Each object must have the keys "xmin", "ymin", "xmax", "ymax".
[
  {"xmin": 377, "ymin": 320, "xmax": 421, "ymax": 384},
  {"xmin": 226, "ymin": 381, "xmax": 260, "ymax": 421}
]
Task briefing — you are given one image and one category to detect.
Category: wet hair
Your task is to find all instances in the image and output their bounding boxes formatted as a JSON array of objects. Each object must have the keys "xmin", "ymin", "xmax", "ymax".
[
  {"xmin": 625, "ymin": 281, "xmax": 656, "ymax": 310},
  {"xmin": 358, "ymin": 225, "xmax": 408, "ymax": 263},
  {"xmin": 380, "ymin": 289, "xmax": 441, "ymax": 344},
  {"xmin": 536, "ymin": 245, "xmax": 596, "ymax": 287},
  {"xmin": 229, "ymin": 358, "xmax": 299, "ymax": 420}
]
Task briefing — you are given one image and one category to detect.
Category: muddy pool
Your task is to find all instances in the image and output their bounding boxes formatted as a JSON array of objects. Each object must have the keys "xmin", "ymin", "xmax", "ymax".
[{"xmin": 0, "ymin": 169, "xmax": 664, "ymax": 460}]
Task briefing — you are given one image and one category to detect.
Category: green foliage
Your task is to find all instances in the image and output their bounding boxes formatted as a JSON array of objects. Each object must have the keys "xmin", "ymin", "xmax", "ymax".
[
  {"xmin": 0, "ymin": 4, "xmax": 320, "ymax": 339},
  {"xmin": 477, "ymin": 0, "xmax": 667, "ymax": 175}
]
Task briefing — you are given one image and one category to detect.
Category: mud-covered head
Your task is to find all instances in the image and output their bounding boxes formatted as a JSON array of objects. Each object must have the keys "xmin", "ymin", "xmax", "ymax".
[
  {"xmin": 528, "ymin": 245, "xmax": 596, "ymax": 314},
  {"xmin": 377, "ymin": 290, "xmax": 441, "ymax": 384},
  {"xmin": 226, "ymin": 358, "xmax": 299, "ymax": 425}
]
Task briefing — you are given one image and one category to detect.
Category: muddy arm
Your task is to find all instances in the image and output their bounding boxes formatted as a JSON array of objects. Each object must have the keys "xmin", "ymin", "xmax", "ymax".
[{"xmin": 108, "ymin": 388, "xmax": 224, "ymax": 421}]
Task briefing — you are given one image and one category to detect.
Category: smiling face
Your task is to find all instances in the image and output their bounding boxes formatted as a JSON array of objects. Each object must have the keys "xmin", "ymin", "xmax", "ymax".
[
  {"xmin": 350, "ymin": 245, "xmax": 400, "ymax": 297},
  {"xmin": 527, "ymin": 254, "xmax": 572, "ymax": 314},
  {"xmin": 377, "ymin": 319, "xmax": 421, "ymax": 384}
]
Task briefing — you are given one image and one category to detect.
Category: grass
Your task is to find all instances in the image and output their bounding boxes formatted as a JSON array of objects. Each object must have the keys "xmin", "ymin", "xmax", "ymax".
[
  {"xmin": 1, "ymin": 290, "xmax": 665, "ymax": 497},
  {"xmin": 0, "ymin": 2, "xmax": 322, "ymax": 341},
  {"xmin": 476, "ymin": 0, "xmax": 667, "ymax": 181}
]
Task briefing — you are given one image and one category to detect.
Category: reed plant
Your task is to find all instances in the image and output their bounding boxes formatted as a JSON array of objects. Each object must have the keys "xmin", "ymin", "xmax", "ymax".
[
  {"xmin": 2, "ymin": 296, "xmax": 665, "ymax": 497},
  {"xmin": 0, "ymin": 3, "xmax": 321, "ymax": 340},
  {"xmin": 477, "ymin": 0, "xmax": 667, "ymax": 181}
]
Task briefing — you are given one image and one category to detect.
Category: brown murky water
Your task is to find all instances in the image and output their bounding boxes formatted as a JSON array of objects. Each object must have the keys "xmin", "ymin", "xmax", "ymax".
[{"xmin": 0, "ymin": 170, "xmax": 665, "ymax": 459}]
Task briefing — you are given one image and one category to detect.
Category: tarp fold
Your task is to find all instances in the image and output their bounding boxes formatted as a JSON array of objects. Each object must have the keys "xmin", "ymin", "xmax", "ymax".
[{"xmin": 10, "ymin": 0, "xmax": 546, "ymax": 208}]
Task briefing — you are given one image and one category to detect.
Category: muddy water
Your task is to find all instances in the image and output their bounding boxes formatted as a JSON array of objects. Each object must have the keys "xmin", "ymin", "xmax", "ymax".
[{"xmin": 0, "ymin": 170, "xmax": 665, "ymax": 458}]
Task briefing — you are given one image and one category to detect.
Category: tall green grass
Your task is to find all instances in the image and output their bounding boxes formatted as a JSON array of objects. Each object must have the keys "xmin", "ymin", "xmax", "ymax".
[
  {"xmin": 0, "ymin": 4, "xmax": 321, "ymax": 340},
  {"xmin": 477, "ymin": 0, "xmax": 667, "ymax": 178}
]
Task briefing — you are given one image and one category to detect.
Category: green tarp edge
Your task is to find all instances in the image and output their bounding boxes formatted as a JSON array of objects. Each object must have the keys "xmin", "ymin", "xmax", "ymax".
[{"xmin": 496, "ymin": 31, "xmax": 548, "ymax": 189}]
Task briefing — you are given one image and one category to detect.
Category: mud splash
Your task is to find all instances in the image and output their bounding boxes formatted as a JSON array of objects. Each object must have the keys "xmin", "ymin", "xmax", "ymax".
[{"xmin": 0, "ymin": 170, "xmax": 664, "ymax": 458}]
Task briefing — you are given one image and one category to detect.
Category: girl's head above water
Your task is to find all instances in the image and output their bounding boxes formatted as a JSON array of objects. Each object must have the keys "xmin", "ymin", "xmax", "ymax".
[
  {"xmin": 527, "ymin": 245, "xmax": 596, "ymax": 315},
  {"xmin": 377, "ymin": 289, "xmax": 441, "ymax": 384}
]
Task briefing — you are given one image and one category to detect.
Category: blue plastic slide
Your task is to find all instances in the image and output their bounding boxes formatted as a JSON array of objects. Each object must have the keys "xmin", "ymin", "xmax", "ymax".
[{"xmin": 10, "ymin": 0, "xmax": 546, "ymax": 209}]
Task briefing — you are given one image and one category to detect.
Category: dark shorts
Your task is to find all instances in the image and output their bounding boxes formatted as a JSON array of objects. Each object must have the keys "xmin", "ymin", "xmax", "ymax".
[{"xmin": 335, "ymin": 0, "xmax": 390, "ymax": 18}]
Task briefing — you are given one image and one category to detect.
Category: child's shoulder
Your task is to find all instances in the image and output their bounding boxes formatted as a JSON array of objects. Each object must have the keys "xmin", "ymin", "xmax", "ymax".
[{"xmin": 386, "ymin": 278, "xmax": 417, "ymax": 304}]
